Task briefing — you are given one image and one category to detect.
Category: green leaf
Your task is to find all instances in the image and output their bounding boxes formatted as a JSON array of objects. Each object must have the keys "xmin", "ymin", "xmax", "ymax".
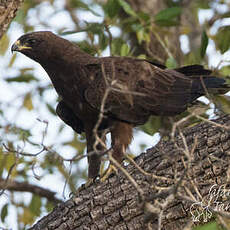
[
  {"xmin": 136, "ymin": 29, "xmax": 145, "ymax": 43},
  {"xmin": 165, "ymin": 57, "xmax": 177, "ymax": 69},
  {"xmin": 23, "ymin": 93, "xmax": 33, "ymax": 111},
  {"xmin": 45, "ymin": 201, "xmax": 54, "ymax": 212},
  {"xmin": 9, "ymin": 126, "xmax": 32, "ymax": 140},
  {"xmin": 85, "ymin": 23, "xmax": 103, "ymax": 34},
  {"xmin": 200, "ymin": 30, "xmax": 208, "ymax": 58},
  {"xmin": 155, "ymin": 7, "xmax": 182, "ymax": 21},
  {"xmin": 104, "ymin": 0, "xmax": 120, "ymax": 18},
  {"xmin": 0, "ymin": 148, "xmax": 5, "ymax": 177},
  {"xmin": 20, "ymin": 67, "xmax": 34, "ymax": 74},
  {"xmin": 214, "ymin": 95, "xmax": 230, "ymax": 114},
  {"xmin": 5, "ymin": 74, "xmax": 38, "ymax": 83},
  {"xmin": 76, "ymin": 41, "xmax": 98, "ymax": 56},
  {"xmin": 99, "ymin": 32, "xmax": 108, "ymax": 50},
  {"xmin": 19, "ymin": 207, "xmax": 35, "ymax": 225},
  {"xmin": 29, "ymin": 195, "xmax": 42, "ymax": 216},
  {"xmin": 214, "ymin": 26, "xmax": 230, "ymax": 54},
  {"xmin": 8, "ymin": 53, "xmax": 17, "ymax": 67},
  {"xmin": 5, "ymin": 151, "xmax": 16, "ymax": 173},
  {"xmin": 18, "ymin": 128, "xmax": 31, "ymax": 141},
  {"xmin": 195, "ymin": 0, "xmax": 211, "ymax": 9},
  {"xmin": 137, "ymin": 54, "xmax": 147, "ymax": 59},
  {"xmin": 184, "ymin": 50, "xmax": 202, "ymax": 65},
  {"xmin": 120, "ymin": 43, "xmax": 130, "ymax": 56},
  {"xmin": 46, "ymin": 103, "xmax": 56, "ymax": 115},
  {"xmin": 14, "ymin": 8, "xmax": 26, "ymax": 24},
  {"xmin": 131, "ymin": 23, "xmax": 143, "ymax": 32},
  {"xmin": 140, "ymin": 116, "xmax": 162, "ymax": 135},
  {"xmin": 137, "ymin": 12, "xmax": 150, "ymax": 22},
  {"xmin": 219, "ymin": 65, "xmax": 230, "ymax": 76},
  {"xmin": 111, "ymin": 38, "xmax": 124, "ymax": 55},
  {"xmin": 117, "ymin": 0, "xmax": 137, "ymax": 17},
  {"xmin": 14, "ymin": 1, "xmax": 36, "ymax": 25},
  {"xmin": 1, "ymin": 204, "xmax": 8, "ymax": 223},
  {"xmin": 154, "ymin": 7, "xmax": 182, "ymax": 27}
]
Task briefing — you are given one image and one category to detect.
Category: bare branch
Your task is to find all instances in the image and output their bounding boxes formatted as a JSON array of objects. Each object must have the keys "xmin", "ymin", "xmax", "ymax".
[{"xmin": 0, "ymin": 178, "xmax": 61, "ymax": 203}]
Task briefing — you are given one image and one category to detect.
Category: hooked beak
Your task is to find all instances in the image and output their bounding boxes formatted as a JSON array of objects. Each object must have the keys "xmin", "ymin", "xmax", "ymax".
[{"xmin": 11, "ymin": 40, "xmax": 32, "ymax": 53}]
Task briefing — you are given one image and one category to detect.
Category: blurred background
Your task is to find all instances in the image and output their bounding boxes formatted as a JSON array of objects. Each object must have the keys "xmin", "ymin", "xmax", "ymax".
[{"xmin": 1, "ymin": 0, "xmax": 230, "ymax": 229}]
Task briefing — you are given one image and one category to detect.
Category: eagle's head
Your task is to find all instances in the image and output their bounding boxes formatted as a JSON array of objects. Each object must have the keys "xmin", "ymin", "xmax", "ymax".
[
  {"xmin": 12, "ymin": 31, "xmax": 77, "ymax": 65},
  {"xmin": 11, "ymin": 31, "xmax": 92, "ymax": 66},
  {"xmin": 12, "ymin": 31, "xmax": 56, "ymax": 61}
]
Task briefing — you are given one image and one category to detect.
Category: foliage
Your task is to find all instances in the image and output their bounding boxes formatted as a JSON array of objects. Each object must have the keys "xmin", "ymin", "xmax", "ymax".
[{"xmin": 1, "ymin": 0, "xmax": 230, "ymax": 229}]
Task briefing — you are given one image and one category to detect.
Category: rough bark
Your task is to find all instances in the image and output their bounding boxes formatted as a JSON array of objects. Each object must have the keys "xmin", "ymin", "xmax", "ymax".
[
  {"xmin": 29, "ymin": 114, "xmax": 230, "ymax": 230},
  {"xmin": 0, "ymin": 0, "xmax": 24, "ymax": 39}
]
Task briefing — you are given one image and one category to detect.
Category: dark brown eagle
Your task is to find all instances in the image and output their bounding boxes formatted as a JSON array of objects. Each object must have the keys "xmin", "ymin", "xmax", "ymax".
[{"xmin": 11, "ymin": 31, "xmax": 228, "ymax": 180}]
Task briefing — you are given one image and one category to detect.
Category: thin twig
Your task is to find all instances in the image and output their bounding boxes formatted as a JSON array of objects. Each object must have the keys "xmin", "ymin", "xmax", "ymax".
[
  {"xmin": 194, "ymin": 114, "xmax": 230, "ymax": 130},
  {"xmin": 125, "ymin": 154, "xmax": 173, "ymax": 182},
  {"xmin": 104, "ymin": 23, "xmax": 113, "ymax": 56}
]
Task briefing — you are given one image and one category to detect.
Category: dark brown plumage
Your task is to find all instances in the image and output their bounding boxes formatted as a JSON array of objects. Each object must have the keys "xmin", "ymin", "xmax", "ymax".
[{"xmin": 11, "ymin": 31, "xmax": 228, "ymax": 179}]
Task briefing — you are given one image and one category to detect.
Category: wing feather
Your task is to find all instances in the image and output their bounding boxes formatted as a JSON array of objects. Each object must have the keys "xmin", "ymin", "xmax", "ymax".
[{"xmin": 84, "ymin": 57, "xmax": 193, "ymax": 124}]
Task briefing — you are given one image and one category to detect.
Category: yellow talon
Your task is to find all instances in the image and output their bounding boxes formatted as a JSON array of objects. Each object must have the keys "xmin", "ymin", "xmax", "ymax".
[{"xmin": 101, "ymin": 164, "xmax": 118, "ymax": 182}]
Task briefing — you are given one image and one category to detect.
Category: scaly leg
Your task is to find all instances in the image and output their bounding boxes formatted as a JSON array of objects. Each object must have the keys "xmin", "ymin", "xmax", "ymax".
[
  {"xmin": 85, "ymin": 125, "xmax": 106, "ymax": 182},
  {"xmin": 101, "ymin": 122, "xmax": 133, "ymax": 181},
  {"xmin": 72, "ymin": 125, "xmax": 106, "ymax": 194}
]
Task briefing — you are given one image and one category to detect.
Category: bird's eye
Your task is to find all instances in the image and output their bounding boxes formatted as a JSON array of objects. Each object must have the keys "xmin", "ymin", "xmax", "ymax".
[{"xmin": 28, "ymin": 39, "xmax": 37, "ymax": 45}]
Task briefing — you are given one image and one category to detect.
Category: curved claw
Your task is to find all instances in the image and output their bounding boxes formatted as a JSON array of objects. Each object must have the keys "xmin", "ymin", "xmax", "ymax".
[{"xmin": 100, "ymin": 164, "xmax": 118, "ymax": 182}]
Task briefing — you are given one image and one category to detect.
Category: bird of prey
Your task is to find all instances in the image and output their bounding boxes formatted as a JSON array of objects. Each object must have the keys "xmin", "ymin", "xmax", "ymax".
[{"xmin": 11, "ymin": 31, "xmax": 228, "ymax": 180}]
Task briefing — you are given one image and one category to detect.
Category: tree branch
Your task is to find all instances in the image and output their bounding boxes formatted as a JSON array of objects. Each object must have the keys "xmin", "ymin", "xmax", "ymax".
[
  {"xmin": 28, "ymin": 114, "xmax": 230, "ymax": 229},
  {"xmin": 0, "ymin": 178, "xmax": 61, "ymax": 204}
]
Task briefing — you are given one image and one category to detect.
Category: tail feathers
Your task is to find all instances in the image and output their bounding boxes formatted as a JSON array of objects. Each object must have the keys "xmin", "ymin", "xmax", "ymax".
[
  {"xmin": 203, "ymin": 76, "xmax": 226, "ymax": 89},
  {"xmin": 175, "ymin": 65, "xmax": 212, "ymax": 76},
  {"xmin": 191, "ymin": 76, "xmax": 229, "ymax": 101}
]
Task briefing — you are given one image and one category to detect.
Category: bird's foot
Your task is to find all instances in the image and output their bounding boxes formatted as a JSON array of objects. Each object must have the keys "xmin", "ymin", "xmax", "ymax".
[{"xmin": 100, "ymin": 164, "xmax": 118, "ymax": 182}]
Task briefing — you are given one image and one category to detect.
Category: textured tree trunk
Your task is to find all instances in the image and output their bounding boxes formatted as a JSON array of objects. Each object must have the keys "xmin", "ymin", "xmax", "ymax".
[
  {"xmin": 0, "ymin": 0, "xmax": 24, "ymax": 39},
  {"xmin": 29, "ymin": 115, "xmax": 230, "ymax": 230}
]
